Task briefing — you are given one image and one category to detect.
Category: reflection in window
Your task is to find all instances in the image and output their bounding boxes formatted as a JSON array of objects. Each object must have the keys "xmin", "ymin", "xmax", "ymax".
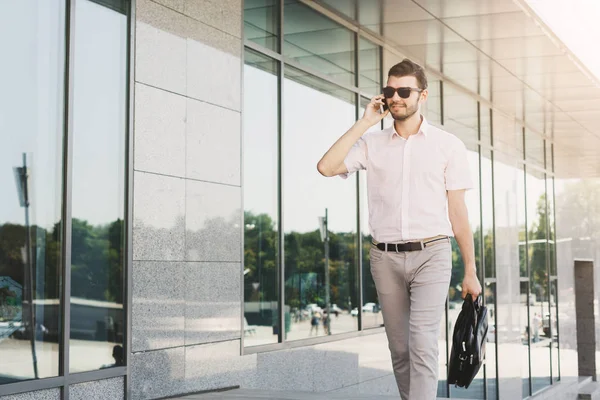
[
  {"xmin": 69, "ymin": 0, "xmax": 128, "ymax": 372},
  {"xmin": 485, "ymin": 281, "xmax": 498, "ymax": 399},
  {"xmin": 449, "ymin": 147, "xmax": 484, "ymax": 399},
  {"xmin": 244, "ymin": 0, "xmax": 279, "ymax": 51},
  {"xmin": 482, "ymin": 150, "xmax": 495, "ymax": 279},
  {"xmin": 426, "ymin": 80, "xmax": 442, "ymax": 127},
  {"xmin": 493, "ymin": 151, "xmax": 526, "ymax": 397},
  {"xmin": 443, "ymin": 85, "xmax": 478, "ymax": 149},
  {"xmin": 521, "ymin": 280, "xmax": 531, "ymax": 398},
  {"xmin": 550, "ymin": 279, "xmax": 559, "ymax": 383},
  {"xmin": 284, "ymin": 1, "xmax": 355, "ymax": 87},
  {"xmin": 0, "ymin": 0, "xmax": 65, "ymax": 382},
  {"xmin": 359, "ymin": 38, "xmax": 380, "ymax": 97},
  {"xmin": 320, "ymin": 0, "xmax": 356, "ymax": 20},
  {"xmin": 243, "ymin": 50, "xmax": 279, "ymax": 347},
  {"xmin": 480, "ymin": 104, "xmax": 492, "ymax": 147},
  {"xmin": 359, "ymin": 98, "xmax": 384, "ymax": 330},
  {"xmin": 525, "ymin": 129, "xmax": 545, "ymax": 167},
  {"xmin": 482, "ymin": 149, "xmax": 498, "ymax": 399},
  {"xmin": 283, "ymin": 67, "xmax": 358, "ymax": 340},
  {"xmin": 525, "ymin": 169, "xmax": 551, "ymax": 394}
]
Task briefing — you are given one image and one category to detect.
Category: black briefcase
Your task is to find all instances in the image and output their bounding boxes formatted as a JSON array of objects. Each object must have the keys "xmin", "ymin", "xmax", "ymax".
[{"xmin": 448, "ymin": 294, "xmax": 488, "ymax": 389}]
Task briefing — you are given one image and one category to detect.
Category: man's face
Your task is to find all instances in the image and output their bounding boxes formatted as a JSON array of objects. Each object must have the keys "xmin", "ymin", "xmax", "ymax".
[{"xmin": 384, "ymin": 76, "xmax": 427, "ymax": 121}]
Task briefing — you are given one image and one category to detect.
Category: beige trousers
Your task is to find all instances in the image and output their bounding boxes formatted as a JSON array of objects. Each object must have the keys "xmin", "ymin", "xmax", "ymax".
[{"xmin": 369, "ymin": 239, "xmax": 452, "ymax": 400}]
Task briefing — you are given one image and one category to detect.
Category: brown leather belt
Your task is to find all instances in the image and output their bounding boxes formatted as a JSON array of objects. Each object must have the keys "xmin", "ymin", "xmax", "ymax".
[{"xmin": 372, "ymin": 235, "xmax": 449, "ymax": 252}]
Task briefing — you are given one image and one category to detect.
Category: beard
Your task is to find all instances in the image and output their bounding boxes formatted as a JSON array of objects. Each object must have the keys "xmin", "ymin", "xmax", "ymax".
[{"xmin": 389, "ymin": 102, "xmax": 419, "ymax": 121}]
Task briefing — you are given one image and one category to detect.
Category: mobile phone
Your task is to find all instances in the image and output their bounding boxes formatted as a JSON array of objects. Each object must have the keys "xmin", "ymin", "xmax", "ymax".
[{"xmin": 382, "ymin": 101, "xmax": 388, "ymax": 112}]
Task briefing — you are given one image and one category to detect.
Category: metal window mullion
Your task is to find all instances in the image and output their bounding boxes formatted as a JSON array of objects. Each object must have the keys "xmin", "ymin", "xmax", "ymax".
[
  {"xmin": 124, "ymin": 0, "xmax": 135, "ymax": 396},
  {"xmin": 354, "ymin": 30, "xmax": 363, "ymax": 332},
  {"xmin": 476, "ymin": 102, "xmax": 488, "ymax": 400},
  {"xmin": 489, "ymin": 141, "xmax": 500, "ymax": 400},
  {"xmin": 278, "ymin": 0, "xmax": 285, "ymax": 344},
  {"xmin": 60, "ymin": 0, "xmax": 77, "ymax": 398},
  {"xmin": 551, "ymin": 165, "xmax": 561, "ymax": 381},
  {"xmin": 523, "ymin": 145, "xmax": 533, "ymax": 397},
  {"xmin": 544, "ymin": 169, "xmax": 553, "ymax": 385},
  {"xmin": 240, "ymin": 0, "xmax": 246, "ymax": 354},
  {"xmin": 439, "ymin": 81, "xmax": 444, "ymax": 126},
  {"xmin": 0, "ymin": 378, "xmax": 66, "ymax": 397}
]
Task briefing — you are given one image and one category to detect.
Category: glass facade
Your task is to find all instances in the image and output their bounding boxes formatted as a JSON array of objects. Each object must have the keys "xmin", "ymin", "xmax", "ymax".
[
  {"xmin": 0, "ymin": 0, "xmax": 66, "ymax": 382},
  {"xmin": 3, "ymin": 0, "xmax": 595, "ymax": 399},
  {"xmin": 0, "ymin": 0, "xmax": 130, "ymax": 394},
  {"xmin": 242, "ymin": 2, "xmax": 563, "ymax": 399}
]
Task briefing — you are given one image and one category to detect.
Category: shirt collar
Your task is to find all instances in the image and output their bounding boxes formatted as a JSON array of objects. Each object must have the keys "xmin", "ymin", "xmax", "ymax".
[{"xmin": 390, "ymin": 115, "xmax": 430, "ymax": 140}]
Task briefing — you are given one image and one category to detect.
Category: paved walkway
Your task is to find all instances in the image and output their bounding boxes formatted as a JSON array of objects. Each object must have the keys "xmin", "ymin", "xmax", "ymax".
[{"xmin": 176, "ymin": 388, "xmax": 450, "ymax": 399}]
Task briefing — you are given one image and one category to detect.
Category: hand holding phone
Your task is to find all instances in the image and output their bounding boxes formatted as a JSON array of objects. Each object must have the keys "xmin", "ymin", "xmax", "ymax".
[{"xmin": 362, "ymin": 95, "xmax": 389, "ymax": 126}]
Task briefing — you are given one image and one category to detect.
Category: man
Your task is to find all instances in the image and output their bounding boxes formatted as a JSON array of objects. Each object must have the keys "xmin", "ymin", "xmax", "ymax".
[{"xmin": 317, "ymin": 59, "xmax": 482, "ymax": 400}]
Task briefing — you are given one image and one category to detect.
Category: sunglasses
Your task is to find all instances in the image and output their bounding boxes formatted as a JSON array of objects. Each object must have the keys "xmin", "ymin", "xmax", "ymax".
[{"xmin": 382, "ymin": 86, "xmax": 423, "ymax": 99}]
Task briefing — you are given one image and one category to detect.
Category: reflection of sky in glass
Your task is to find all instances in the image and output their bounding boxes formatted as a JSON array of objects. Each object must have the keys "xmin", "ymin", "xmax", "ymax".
[
  {"xmin": 243, "ymin": 65, "xmax": 278, "ymax": 220},
  {"xmin": 0, "ymin": 1, "xmax": 65, "ymax": 229},
  {"xmin": 0, "ymin": 0, "xmax": 126, "ymax": 229},
  {"xmin": 282, "ymin": 77, "xmax": 356, "ymax": 233},
  {"xmin": 71, "ymin": 0, "xmax": 127, "ymax": 227}
]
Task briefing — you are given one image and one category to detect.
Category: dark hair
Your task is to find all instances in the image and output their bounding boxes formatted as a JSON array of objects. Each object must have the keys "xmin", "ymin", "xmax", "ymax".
[{"xmin": 388, "ymin": 59, "xmax": 428, "ymax": 90}]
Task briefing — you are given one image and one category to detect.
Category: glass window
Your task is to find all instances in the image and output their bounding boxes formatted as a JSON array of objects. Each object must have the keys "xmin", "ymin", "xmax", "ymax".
[
  {"xmin": 283, "ymin": 66, "xmax": 358, "ymax": 340},
  {"xmin": 426, "ymin": 80, "xmax": 442, "ymax": 127},
  {"xmin": 359, "ymin": 97, "xmax": 384, "ymax": 330},
  {"xmin": 0, "ymin": 0, "xmax": 65, "ymax": 382},
  {"xmin": 482, "ymin": 150, "xmax": 498, "ymax": 399},
  {"xmin": 550, "ymin": 278, "xmax": 559, "ymax": 383},
  {"xmin": 525, "ymin": 129, "xmax": 545, "ymax": 167},
  {"xmin": 485, "ymin": 281, "xmax": 498, "ymax": 399},
  {"xmin": 359, "ymin": 38, "xmax": 380, "ymax": 97},
  {"xmin": 443, "ymin": 85, "xmax": 478, "ymax": 149},
  {"xmin": 244, "ymin": 0, "xmax": 279, "ymax": 51},
  {"xmin": 480, "ymin": 104, "xmax": 492, "ymax": 147},
  {"xmin": 493, "ymin": 151, "xmax": 527, "ymax": 397},
  {"xmin": 358, "ymin": 1, "xmax": 381, "ymax": 34},
  {"xmin": 69, "ymin": 0, "xmax": 128, "ymax": 372},
  {"xmin": 521, "ymin": 280, "xmax": 531, "ymax": 398},
  {"xmin": 243, "ymin": 50, "xmax": 279, "ymax": 347},
  {"xmin": 482, "ymin": 150, "xmax": 494, "ymax": 279},
  {"xmin": 320, "ymin": 0, "xmax": 356, "ymax": 20},
  {"xmin": 284, "ymin": 1, "xmax": 355, "ymax": 87},
  {"xmin": 547, "ymin": 176, "xmax": 556, "ymax": 277},
  {"xmin": 449, "ymin": 145, "xmax": 484, "ymax": 399},
  {"xmin": 525, "ymin": 168, "xmax": 551, "ymax": 393},
  {"xmin": 493, "ymin": 114, "xmax": 522, "ymax": 158}
]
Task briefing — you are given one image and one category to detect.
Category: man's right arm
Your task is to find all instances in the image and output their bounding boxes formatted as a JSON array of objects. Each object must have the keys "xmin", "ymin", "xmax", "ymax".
[{"xmin": 317, "ymin": 95, "xmax": 388, "ymax": 177}]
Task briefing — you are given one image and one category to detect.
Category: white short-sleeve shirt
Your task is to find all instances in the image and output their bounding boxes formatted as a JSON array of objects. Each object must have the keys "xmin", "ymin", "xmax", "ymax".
[{"xmin": 341, "ymin": 117, "xmax": 473, "ymax": 242}]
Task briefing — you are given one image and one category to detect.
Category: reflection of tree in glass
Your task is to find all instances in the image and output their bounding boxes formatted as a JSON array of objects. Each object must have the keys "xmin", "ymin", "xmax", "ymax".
[
  {"xmin": 448, "ymin": 227, "xmax": 493, "ymax": 302},
  {"xmin": 0, "ymin": 223, "xmax": 61, "ymax": 300},
  {"xmin": 244, "ymin": 211, "xmax": 358, "ymax": 310},
  {"xmin": 0, "ymin": 219, "xmax": 124, "ymax": 303},
  {"xmin": 71, "ymin": 218, "xmax": 124, "ymax": 303},
  {"xmin": 529, "ymin": 194, "xmax": 549, "ymax": 300},
  {"xmin": 244, "ymin": 212, "xmax": 278, "ymax": 303}
]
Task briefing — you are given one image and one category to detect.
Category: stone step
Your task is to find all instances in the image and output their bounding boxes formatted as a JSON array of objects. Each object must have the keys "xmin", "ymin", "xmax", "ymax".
[{"xmin": 579, "ymin": 381, "xmax": 600, "ymax": 400}]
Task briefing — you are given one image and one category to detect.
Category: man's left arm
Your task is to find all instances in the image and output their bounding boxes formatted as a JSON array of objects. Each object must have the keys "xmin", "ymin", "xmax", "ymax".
[{"xmin": 447, "ymin": 189, "xmax": 482, "ymax": 299}]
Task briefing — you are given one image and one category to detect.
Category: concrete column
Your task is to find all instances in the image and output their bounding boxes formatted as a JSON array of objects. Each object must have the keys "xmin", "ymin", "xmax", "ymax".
[{"xmin": 575, "ymin": 259, "xmax": 596, "ymax": 380}]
